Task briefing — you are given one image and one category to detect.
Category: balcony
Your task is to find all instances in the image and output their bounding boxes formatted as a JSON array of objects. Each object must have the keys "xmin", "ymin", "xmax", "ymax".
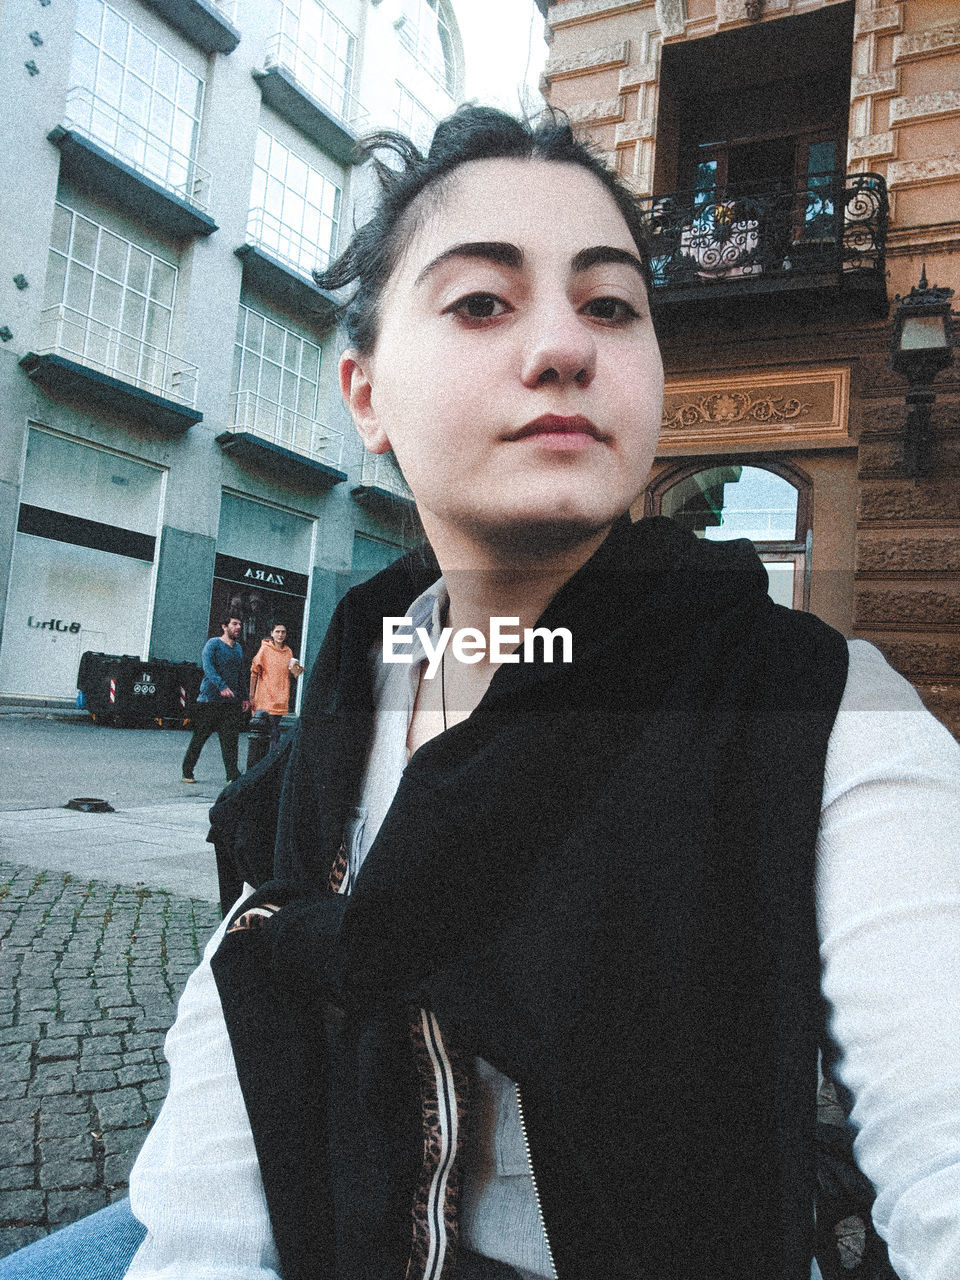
[
  {"xmin": 142, "ymin": 0, "xmax": 240, "ymax": 55},
  {"xmin": 216, "ymin": 390, "xmax": 347, "ymax": 488},
  {"xmin": 253, "ymin": 33, "xmax": 368, "ymax": 164},
  {"xmin": 638, "ymin": 172, "xmax": 889, "ymax": 322},
  {"xmin": 351, "ymin": 451, "xmax": 415, "ymax": 512},
  {"xmin": 235, "ymin": 208, "xmax": 338, "ymax": 325},
  {"xmin": 50, "ymin": 87, "xmax": 216, "ymax": 239},
  {"xmin": 20, "ymin": 305, "xmax": 201, "ymax": 432}
]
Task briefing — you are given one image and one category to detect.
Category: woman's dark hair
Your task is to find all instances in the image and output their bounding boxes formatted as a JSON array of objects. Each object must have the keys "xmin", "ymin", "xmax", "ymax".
[
  {"xmin": 269, "ymin": 620, "xmax": 287, "ymax": 632},
  {"xmin": 314, "ymin": 105, "xmax": 652, "ymax": 353}
]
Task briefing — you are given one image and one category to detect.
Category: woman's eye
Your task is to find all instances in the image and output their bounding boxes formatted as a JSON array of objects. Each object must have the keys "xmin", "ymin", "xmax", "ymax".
[
  {"xmin": 446, "ymin": 292, "xmax": 510, "ymax": 322},
  {"xmin": 582, "ymin": 296, "xmax": 640, "ymax": 323}
]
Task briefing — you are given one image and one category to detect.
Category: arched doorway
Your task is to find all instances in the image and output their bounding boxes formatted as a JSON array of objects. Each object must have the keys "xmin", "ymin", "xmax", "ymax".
[{"xmin": 647, "ymin": 460, "xmax": 813, "ymax": 610}]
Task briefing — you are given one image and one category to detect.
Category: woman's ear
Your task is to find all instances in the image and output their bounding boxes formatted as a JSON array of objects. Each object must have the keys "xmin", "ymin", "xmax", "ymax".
[{"xmin": 339, "ymin": 349, "xmax": 392, "ymax": 455}]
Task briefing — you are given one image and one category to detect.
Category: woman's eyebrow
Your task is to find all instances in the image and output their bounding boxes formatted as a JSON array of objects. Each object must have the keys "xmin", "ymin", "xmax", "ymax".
[
  {"xmin": 414, "ymin": 241, "xmax": 523, "ymax": 287},
  {"xmin": 571, "ymin": 245, "xmax": 646, "ymax": 278}
]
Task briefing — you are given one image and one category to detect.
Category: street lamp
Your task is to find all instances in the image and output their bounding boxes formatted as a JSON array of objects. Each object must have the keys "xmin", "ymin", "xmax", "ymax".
[{"xmin": 888, "ymin": 266, "xmax": 955, "ymax": 478}]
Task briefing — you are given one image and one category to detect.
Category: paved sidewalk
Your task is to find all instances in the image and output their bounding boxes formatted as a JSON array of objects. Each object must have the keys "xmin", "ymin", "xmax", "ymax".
[
  {"xmin": 0, "ymin": 795, "xmax": 225, "ymax": 1260},
  {"xmin": 0, "ymin": 802, "xmax": 221, "ymax": 902}
]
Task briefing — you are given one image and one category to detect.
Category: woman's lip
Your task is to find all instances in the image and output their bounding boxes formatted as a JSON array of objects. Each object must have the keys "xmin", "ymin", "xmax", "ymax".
[{"xmin": 509, "ymin": 415, "xmax": 604, "ymax": 441}]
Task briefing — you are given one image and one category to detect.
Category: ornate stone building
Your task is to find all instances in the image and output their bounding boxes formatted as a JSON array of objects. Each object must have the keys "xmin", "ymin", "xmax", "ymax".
[{"xmin": 538, "ymin": 0, "xmax": 960, "ymax": 732}]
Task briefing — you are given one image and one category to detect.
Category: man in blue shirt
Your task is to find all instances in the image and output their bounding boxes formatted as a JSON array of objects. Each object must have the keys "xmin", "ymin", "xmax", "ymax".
[{"xmin": 181, "ymin": 614, "xmax": 250, "ymax": 784}]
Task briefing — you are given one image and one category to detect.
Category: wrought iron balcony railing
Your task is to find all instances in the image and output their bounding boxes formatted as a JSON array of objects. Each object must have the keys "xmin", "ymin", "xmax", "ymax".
[
  {"xmin": 62, "ymin": 86, "xmax": 211, "ymax": 211},
  {"xmin": 263, "ymin": 32, "xmax": 368, "ymax": 131},
  {"xmin": 34, "ymin": 305, "xmax": 199, "ymax": 405},
  {"xmin": 246, "ymin": 206, "xmax": 333, "ymax": 282},
  {"xmin": 357, "ymin": 451, "xmax": 412, "ymax": 500},
  {"xmin": 231, "ymin": 390, "xmax": 344, "ymax": 468},
  {"xmin": 638, "ymin": 172, "xmax": 888, "ymax": 293}
]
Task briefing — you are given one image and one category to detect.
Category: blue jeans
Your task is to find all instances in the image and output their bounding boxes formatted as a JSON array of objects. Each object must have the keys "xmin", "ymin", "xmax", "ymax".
[
  {"xmin": 0, "ymin": 1199, "xmax": 145, "ymax": 1279},
  {"xmin": 0, "ymin": 1202, "xmax": 529, "ymax": 1279}
]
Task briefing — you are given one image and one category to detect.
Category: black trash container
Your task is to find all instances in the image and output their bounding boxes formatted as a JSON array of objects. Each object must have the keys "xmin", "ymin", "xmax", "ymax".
[
  {"xmin": 157, "ymin": 660, "xmax": 203, "ymax": 727},
  {"xmin": 78, "ymin": 652, "xmax": 142, "ymax": 724},
  {"xmin": 108, "ymin": 656, "xmax": 166, "ymax": 725}
]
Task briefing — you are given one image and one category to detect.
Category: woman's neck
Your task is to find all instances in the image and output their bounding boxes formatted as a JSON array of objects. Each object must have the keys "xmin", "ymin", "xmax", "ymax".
[
  {"xmin": 433, "ymin": 525, "xmax": 609, "ymax": 651},
  {"xmin": 406, "ymin": 523, "xmax": 608, "ymax": 747}
]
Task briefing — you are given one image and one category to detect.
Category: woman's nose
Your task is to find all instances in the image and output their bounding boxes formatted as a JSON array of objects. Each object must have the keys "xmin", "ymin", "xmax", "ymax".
[{"xmin": 519, "ymin": 302, "xmax": 597, "ymax": 390}]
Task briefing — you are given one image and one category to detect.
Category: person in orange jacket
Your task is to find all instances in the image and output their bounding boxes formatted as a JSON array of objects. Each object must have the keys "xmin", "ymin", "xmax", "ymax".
[{"xmin": 248, "ymin": 622, "xmax": 304, "ymax": 751}]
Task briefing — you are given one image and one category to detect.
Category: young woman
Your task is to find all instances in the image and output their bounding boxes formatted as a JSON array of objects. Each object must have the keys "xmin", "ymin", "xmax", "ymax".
[
  {"xmin": 249, "ymin": 622, "xmax": 304, "ymax": 750},
  {"xmin": 2, "ymin": 106, "xmax": 959, "ymax": 1280}
]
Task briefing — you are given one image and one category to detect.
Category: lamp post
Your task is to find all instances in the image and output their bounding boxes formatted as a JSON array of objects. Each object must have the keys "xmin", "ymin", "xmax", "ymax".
[{"xmin": 888, "ymin": 266, "xmax": 955, "ymax": 478}]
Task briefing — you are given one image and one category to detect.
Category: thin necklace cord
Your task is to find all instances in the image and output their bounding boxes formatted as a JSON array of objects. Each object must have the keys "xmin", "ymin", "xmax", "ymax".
[{"xmin": 440, "ymin": 648, "xmax": 448, "ymax": 731}]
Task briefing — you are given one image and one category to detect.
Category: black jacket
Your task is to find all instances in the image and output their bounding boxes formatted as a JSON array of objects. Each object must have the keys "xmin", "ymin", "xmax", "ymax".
[{"xmin": 211, "ymin": 517, "xmax": 850, "ymax": 1280}]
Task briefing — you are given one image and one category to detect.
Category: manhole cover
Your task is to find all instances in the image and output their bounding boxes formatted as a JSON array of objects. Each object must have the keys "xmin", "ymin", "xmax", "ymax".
[{"xmin": 64, "ymin": 797, "xmax": 115, "ymax": 813}]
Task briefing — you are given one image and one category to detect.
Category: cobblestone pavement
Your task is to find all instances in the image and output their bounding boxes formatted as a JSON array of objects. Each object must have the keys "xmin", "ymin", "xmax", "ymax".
[{"xmin": 0, "ymin": 860, "xmax": 220, "ymax": 1259}]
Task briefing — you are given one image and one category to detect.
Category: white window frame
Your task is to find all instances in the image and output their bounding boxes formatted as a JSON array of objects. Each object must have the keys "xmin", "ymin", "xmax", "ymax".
[
  {"xmin": 248, "ymin": 130, "xmax": 342, "ymax": 278},
  {"xmin": 46, "ymin": 203, "xmax": 177, "ymax": 349},
  {"xmin": 397, "ymin": 0, "xmax": 460, "ymax": 97},
  {"xmin": 395, "ymin": 82, "xmax": 437, "ymax": 153},
  {"xmin": 272, "ymin": 0, "xmax": 357, "ymax": 119},
  {"xmin": 70, "ymin": 0, "xmax": 207, "ymax": 205},
  {"xmin": 36, "ymin": 204, "xmax": 197, "ymax": 405}
]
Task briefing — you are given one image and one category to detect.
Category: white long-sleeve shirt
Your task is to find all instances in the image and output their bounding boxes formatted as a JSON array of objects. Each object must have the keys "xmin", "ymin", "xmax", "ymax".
[{"xmin": 125, "ymin": 634, "xmax": 960, "ymax": 1280}]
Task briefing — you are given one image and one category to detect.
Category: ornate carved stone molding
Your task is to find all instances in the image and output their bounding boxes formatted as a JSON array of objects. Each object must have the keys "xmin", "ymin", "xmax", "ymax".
[
  {"xmin": 542, "ymin": 39, "xmax": 630, "ymax": 82},
  {"xmin": 893, "ymin": 19, "xmax": 960, "ymax": 64},
  {"xmin": 654, "ymin": 0, "xmax": 685, "ymax": 38},
  {"xmin": 658, "ymin": 367, "xmax": 851, "ymax": 454},
  {"xmin": 889, "ymin": 90, "xmax": 960, "ymax": 126},
  {"xmin": 851, "ymin": 68, "xmax": 899, "ymax": 99},
  {"xmin": 664, "ymin": 389, "xmax": 812, "ymax": 428},
  {"xmin": 887, "ymin": 153, "xmax": 960, "ymax": 189},
  {"xmin": 886, "ymin": 223, "xmax": 960, "ymax": 257},
  {"xmin": 548, "ymin": 0, "xmax": 649, "ymax": 30},
  {"xmin": 619, "ymin": 60, "xmax": 659, "ymax": 90},
  {"xmin": 854, "ymin": 5, "xmax": 902, "ymax": 38},
  {"xmin": 716, "ymin": 0, "xmax": 751, "ymax": 28},
  {"xmin": 564, "ymin": 96, "xmax": 625, "ymax": 124},
  {"xmin": 614, "ymin": 117, "xmax": 655, "ymax": 143},
  {"xmin": 848, "ymin": 130, "xmax": 897, "ymax": 163}
]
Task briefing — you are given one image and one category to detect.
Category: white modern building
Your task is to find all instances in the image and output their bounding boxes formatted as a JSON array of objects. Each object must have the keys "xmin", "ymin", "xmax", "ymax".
[{"xmin": 0, "ymin": 0, "xmax": 547, "ymax": 704}]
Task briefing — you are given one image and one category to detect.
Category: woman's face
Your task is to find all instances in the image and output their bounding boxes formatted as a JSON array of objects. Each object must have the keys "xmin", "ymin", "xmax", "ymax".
[
  {"xmin": 341, "ymin": 158, "xmax": 663, "ymax": 559},
  {"xmin": 271, "ymin": 625, "xmax": 287, "ymax": 645}
]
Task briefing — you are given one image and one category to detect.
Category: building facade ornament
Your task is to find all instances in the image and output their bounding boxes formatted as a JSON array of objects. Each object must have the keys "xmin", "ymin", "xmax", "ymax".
[
  {"xmin": 548, "ymin": 0, "xmax": 649, "ymax": 30},
  {"xmin": 851, "ymin": 68, "xmax": 899, "ymax": 98},
  {"xmin": 614, "ymin": 117, "xmax": 655, "ymax": 143},
  {"xmin": 542, "ymin": 39, "xmax": 630, "ymax": 82},
  {"xmin": 887, "ymin": 153, "xmax": 960, "ymax": 188},
  {"xmin": 654, "ymin": 0, "xmax": 685, "ymax": 38},
  {"xmin": 662, "ymin": 390, "xmax": 812, "ymax": 430},
  {"xmin": 893, "ymin": 19, "xmax": 960, "ymax": 64},
  {"xmin": 854, "ymin": 5, "xmax": 902, "ymax": 39},
  {"xmin": 889, "ymin": 89, "xmax": 960, "ymax": 125},
  {"xmin": 619, "ymin": 60, "xmax": 659, "ymax": 89},
  {"xmin": 564, "ymin": 96, "xmax": 625, "ymax": 124},
  {"xmin": 848, "ymin": 130, "xmax": 897, "ymax": 163},
  {"xmin": 659, "ymin": 368, "xmax": 850, "ymax": 454},
  {"xmin": 716, "ymin": 0, "xmax": 751, "ymax": 27}
]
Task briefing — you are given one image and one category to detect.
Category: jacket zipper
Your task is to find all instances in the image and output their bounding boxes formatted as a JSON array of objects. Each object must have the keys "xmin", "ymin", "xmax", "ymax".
[{"xmin": 514, "ymin": 1084, "xmax": 559, "ymax": 1280}]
